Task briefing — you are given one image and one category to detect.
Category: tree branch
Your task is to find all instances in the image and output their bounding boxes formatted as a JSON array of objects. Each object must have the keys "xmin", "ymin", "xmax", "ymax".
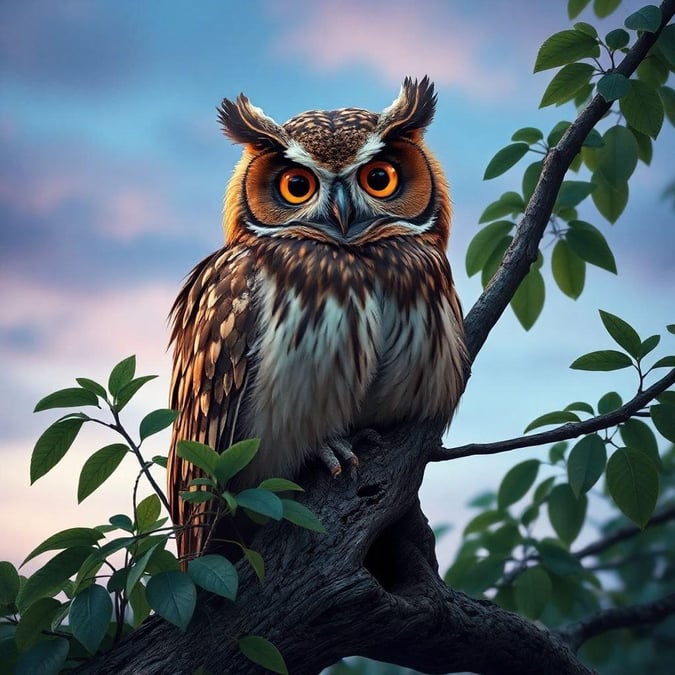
[
  {"xmin": 462, "ymin": 0, "xmax": 675, "ymax": 363},
  {"xmin": 432, "ymin": 368, "xmax": 675, "ymax": 462},
  {"xmin": 574, "ymin": 502, "xmax": 675, "ymax": 560},
  {"xmin": 558, "ymin": 593, "xmax": 675, "ymax": 653}
]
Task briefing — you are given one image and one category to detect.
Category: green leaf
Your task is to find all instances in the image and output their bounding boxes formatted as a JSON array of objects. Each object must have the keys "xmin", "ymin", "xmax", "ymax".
[
  {"xmin": 128, "ymin": 581, "xmax": 152, "ymax": 628},
  {"xmin": 570, "ymin": 349, "xmax": 633, "ymax": 371},
  {"xmin": 125, "ymin": 545, "xmax": 159, "ymax": 597},
  {"xmin": 238, "ymin": 635, "xmax": 288, "ymax": 675},
  {"xmin": 598, "ymin": 310, "xmax": 642, "ymax": 358},
  {"xmin": 479, "ymin": 192, "xmax": 525, "ymax": 223},
  {"xmin": 514, "ymin": 566, "xmax": 552, "ymax": 619},
  {"xmin": 651, "ymin": 404, "xmax": 675, "ymax": 442},
  {"xmin": 135, "ymin": 494, "xmax": 162, "ymax": 532},
  {"xmin": 483, "ymin": 143, "xmax": 529, "ymax": 180},
  {"xmin": 620, "ymin": 418, "xmax": 660, "ymax": 465},
  {"xmin": 30, "ymin": 418, "xmax": 86, "ymax": 483},
  {"xmin": 652, "ymin": 355, "xmax": 675, "ymax": 368},
  {"xmin": 177, "ymin": 440, "xmax": 219, "ymax": 476},
  {"xmin": 594, "ymin": 0, "xmax": 621, "ymax": 18},
  {"xmin": 510, "ymin": 267, "xmax": 545, "ymax": 330},
  {"xmin": 534, "ymin": 29, "xmax": 600, "ymax": 72},
  {"xmin": 567, "ymin": 434, "xmax": 607, "ymax": 496},
  {"xmin": 213, "ymin": 438, "xmax": 260, "ymax": 485},
  {"xmin": 281, "ymin": 499, "xmax": 326, "ymax": 533},
  {"xmin": 15, "ymin": 597, "xmax": 61, "ymax": 650},
  {"xmin": 535, "ymin": 540, "xmax": 583, "ymax": 576},
  {"xmin": 497, "ymin": 460, "xmax": 540, "ymax": 509},
  {"xmin": 187, "ymin": 555, "xmax": 238, "ymax": 601},
  {"xmin": 465, "ymin": 221, "xmax": 515, "ymax": 277},
  {"xmin": 525, "ymin": 410, "xmax": 580, "ymax": 433},
  {"xmin": 605, "ymin": 28, "xmax": 630, "ymax": 50},
  {"xmin": 455, "ymin": 556, "xmax": 505, "ymax": 595},
  {"xmin": 583, "ymin": 128, "xmax": 604, "ymax": 148},
  {"xmin": 639, "ymin": 334, "xmax": 660, "ymax": 358},
  {"xmin": 596, "ymin": 126, "xmax": 639, "ymax": 188},
  {"xmin": 568, "ymin": 0, "xmax": 591, "ymax": 19},
  {"xmin": 606, "ymin": 448, "xmax": 659, "ymax": 528},
  {"xmin": 115, "ymin": 375, "xmax": 158, "ymax": 412},
  {"xmin": 108, "ymin": 355, "xmax": 136, "ymax": 397},
  {"xmin": 597, "ymin": 72, "xmax": 630, "ymax": 101},
  {"xmin": 145, "ymin": 571, "xmax": 196, "ymax": 631},
  {"xmin": 179, "ymin": 490, "xmax": 216, "ymax": 504},
  {"xmin": 540, "ymin": 63, "xmax": 594, "ymax": 107},
  {"xmin": 566, "ymin": 401, "xmax": 595, "ymax": 416},
  {"xmin": 620, "ymin": 80, "xmax": 665, "ymax": 138},
  {"xmin": 624, "ymin": 5, "xmax": 662, "ymax": 32},
  {"xmin": 22, "ymin": 527, "xmax": 104, "ymax": 566},
  {"xmin": 566, "ymin": 221, "xmax": 617, "ymax": 273},
  {"xmin": 109, "ymin": 514, "xmax": 134, "ymax": 532},
  {"xmin": 555, "ymin": 181, "xmax": 595, "ymax": 209},
  {"xmin": 548, "ymin": 444, "xmax": 568, "ymax": 466},
  {"xmin": 552, "ymin": 239, "xmax": 585, "ymax": 299},
  {"xmin": 0, "ymin": 561, "xmax": 20, "ymax": 604},
  {"xmin": 75, "ymin": 377, "xmax": 108, "ymax": 398},
  {"xmin": 236, "ymin": 489, "xmax": 283, "ymax": 520},
  {"xmin": 14, "ymin": 637, "xmax": 69, "ymax": 675},
  {"xmin": 668, "ymin": 324, "xmax": 675, "ymax": 334},
  {"xmin": 548, "ymin": 484, "xmax": 587, "ymax": 544},
  {"xmin": 463, "ymin": 509, "xmax": 504, "ymax": 536},
  {"xmin": 598, "ymin": 391, "xmax": 622, "ymax": 414},
  {"xmin": 591, "ymin": 172, "xmax": 628, "ymax": 223},
  {"xmin": 77, "ymin": 444, "xmax": 128, "ymax": 503},
  {"xmin": 574, "ymin": 21, "xmax": 598, "ymax": 38},
  {"xmin": 637, "ymin": 57, "xmax": 669, "ymax": 88},
  {"xmin": 152, "ymin": 454, "xmax": 168, "ymax": 468},
  {"xmin": 522, "ymin": 160, "xmax": 543, "ymax": 203},
  {"xmin": 34, "ymin": 387, "xmax": 99, "ymax": 412},
  {"xmin": 242, "ymin": 547, "xmax": 265, "ymax": 583},
  {"xmin": 258, "ymin": 478, "xmax": 304, "ymax": 492},
  {"xmin": 661, "ymin": 85, "xmax": 675, "ymax": 126},
  {"xmin": 139, "ymin": 409, "xmax": 178, "ymax": 442},
  {"xmin": 630, "ymin": 127, "xmax": 653, "ymax": 164},
  {"xmin": 511, "ymin": 127, "xmax": 543, "ymax": 144},
  {"xmin": 17, "ymin": 547, "xmax": 94, "ymax": 613},
  {"xmin": 69, "ymin": 584, "xmax": 112, "ymax": 654},
  {"xmin": 655, "ymin": 23, "xmax": 675, "ymax": 66}
]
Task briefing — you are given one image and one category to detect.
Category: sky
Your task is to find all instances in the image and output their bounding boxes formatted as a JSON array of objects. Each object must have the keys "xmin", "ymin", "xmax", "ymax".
[{"xmin": 1, "ymin": 0, "xmax": 673, "ymax": 573}]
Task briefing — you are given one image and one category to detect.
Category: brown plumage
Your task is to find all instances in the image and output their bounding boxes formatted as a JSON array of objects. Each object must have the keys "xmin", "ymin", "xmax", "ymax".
[{"xmin": 167, "ymin": 77, "xmax": 466, "ymax": 563}]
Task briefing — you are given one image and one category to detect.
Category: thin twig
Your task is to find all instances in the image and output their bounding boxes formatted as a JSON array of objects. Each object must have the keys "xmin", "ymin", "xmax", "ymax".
[
  {"xmin": 431, "ymin": 368, "xmax": 675, "ymax": 462},
  {"xmin": 558, "ymin": 592, "xmax": 675, "ymax": 653},
  {"xmin": 574, "ymin": 503, "xmax": 675, "ymax": 560}
]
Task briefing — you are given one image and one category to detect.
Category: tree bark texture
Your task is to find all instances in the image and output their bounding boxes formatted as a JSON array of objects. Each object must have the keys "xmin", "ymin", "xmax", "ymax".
[{"xmin": 80, "ymin": 424, "xmax": 592, "ymax": 675}]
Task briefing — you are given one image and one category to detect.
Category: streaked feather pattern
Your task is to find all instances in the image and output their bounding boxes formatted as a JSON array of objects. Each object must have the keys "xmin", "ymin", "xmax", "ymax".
[{"xmin": 168, "ymin": 77, "xmax": 466, "ymax": 563}]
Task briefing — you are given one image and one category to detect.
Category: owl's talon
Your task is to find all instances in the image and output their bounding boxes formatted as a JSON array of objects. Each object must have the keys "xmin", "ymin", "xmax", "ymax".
[{"xmin": 318, "ymin": 438, "xmax": 358, "ymax": 479}]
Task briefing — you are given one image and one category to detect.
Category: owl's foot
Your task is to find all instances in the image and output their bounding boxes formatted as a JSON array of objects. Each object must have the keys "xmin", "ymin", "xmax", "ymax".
[{"xmin": 318, "ymin": 437, "xmax": 359, "ymax": 479}]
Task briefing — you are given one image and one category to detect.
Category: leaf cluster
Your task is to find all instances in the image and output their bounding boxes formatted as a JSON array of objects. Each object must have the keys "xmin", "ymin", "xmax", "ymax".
[
  {"xmin": 0, "ymin": 356, "xmax": 320, "ymax": 674},
  {"xmin": 468, "ymin": 3, "xmax": 675, "ymax": 330}
]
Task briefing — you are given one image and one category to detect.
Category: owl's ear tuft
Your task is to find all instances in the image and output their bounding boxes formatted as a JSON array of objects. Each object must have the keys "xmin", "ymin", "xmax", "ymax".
[
  {"xmin": 377, "ymin": 76, "xmax": 437, "ymax": 141},
  {"xmin": 217, "ymin": 94, "xmax": 288, "ymax": 151}
]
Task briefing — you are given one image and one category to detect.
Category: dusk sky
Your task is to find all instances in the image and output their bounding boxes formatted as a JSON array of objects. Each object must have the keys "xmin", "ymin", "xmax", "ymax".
[{"xmin": 1, "ymin": 0, "xmax": 673, "ymax": 572}]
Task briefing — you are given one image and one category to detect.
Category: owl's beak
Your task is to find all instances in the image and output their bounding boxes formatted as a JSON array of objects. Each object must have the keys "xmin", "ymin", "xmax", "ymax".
[{"xmin": 330, "ymin": 182, "xmax": 353, "ymax": 236}]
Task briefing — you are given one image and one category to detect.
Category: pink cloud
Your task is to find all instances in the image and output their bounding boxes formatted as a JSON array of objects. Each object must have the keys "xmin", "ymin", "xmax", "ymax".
[{"xmin": 271, "ymin": 0, "xmax": 516, "ymax": 99}]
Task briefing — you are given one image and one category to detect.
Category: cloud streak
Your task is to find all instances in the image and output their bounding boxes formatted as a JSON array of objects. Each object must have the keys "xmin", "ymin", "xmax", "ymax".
[{"xmin": 271, "ymin": 0, "xmax": 515, "ymax": 99}]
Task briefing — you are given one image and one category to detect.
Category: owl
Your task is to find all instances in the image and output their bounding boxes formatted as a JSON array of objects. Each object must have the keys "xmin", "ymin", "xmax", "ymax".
[{"xmin": 167, "ymin": 77, "xmax": 466, "ymax": 563}]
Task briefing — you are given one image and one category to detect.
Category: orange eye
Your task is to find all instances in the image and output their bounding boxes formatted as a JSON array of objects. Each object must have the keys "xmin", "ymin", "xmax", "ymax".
[
  {"xmin": 358, "ymin": 161, "xmax": 399, "ymax": 198},
  {"xmin": 278, "ymin": 167, "xmax": 318, "ymax": 205}
]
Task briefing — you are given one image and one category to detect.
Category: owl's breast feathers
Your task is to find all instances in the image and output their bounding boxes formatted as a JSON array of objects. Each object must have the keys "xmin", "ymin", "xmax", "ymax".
[{"xmin": 170, "ymin": 236, "xmax": 464, "ymax": 483}]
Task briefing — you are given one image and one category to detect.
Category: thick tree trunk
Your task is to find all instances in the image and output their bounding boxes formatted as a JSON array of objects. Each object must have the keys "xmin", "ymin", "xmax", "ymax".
[{"xmin": 79, "ymin": 423, "xmax": 591, "ymax": 675}]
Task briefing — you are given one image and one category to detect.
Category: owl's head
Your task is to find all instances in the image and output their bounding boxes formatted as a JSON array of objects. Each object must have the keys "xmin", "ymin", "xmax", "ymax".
[{"xmin": 217, "ymin": 77, "xmax": 451, "ymax": 249}]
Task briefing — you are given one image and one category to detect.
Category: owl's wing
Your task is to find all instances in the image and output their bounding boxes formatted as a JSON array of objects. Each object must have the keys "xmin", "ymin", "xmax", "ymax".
[{"xmin": 167, "ymin": 244, "xmax": 256, "ymax": 563}]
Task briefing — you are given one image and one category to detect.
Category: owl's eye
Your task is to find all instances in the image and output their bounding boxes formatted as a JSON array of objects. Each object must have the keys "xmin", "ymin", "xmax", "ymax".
[
  {"xmin": 358, "ymin": 161, "xmax": 399, "ymax": 199},
  {"xmin": 278, "ymin": 167, "xmax": 318, "ymax": 205}
]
